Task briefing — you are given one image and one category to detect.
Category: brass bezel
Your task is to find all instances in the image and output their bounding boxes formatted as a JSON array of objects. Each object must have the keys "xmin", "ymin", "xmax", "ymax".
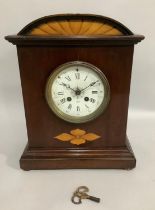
[{"xmin": 45, "ymin": 61, "xmax": 110, "ymax": 123}]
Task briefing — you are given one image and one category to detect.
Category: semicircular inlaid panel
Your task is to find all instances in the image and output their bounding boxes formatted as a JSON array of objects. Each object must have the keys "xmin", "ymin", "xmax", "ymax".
[
  {"xmin": 18, "ymin": 14, "xmax": 133, "ymax": 36},
  {"xmin": 28, "ymin": 20, "xmax": 123, "ymax": 36}
]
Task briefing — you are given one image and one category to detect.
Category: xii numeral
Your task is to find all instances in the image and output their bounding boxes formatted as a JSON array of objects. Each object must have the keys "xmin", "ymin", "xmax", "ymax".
[{"xmin": 75, "ymin": 73, "xmax": 80, "ymax": 79}]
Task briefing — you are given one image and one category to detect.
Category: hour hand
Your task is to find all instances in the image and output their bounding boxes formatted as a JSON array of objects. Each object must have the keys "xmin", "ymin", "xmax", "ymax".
[
  {"xmin": 60, "ymin": 82, "xmax": 75, "ymax": 92},
  {"xmin": 59, "ymin": 82, "xmax": 68, "ymax": 88}
]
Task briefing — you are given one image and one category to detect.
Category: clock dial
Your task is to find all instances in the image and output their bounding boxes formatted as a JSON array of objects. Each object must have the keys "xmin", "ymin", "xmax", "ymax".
[
  {"xmin": 46, "ymin": 61, "xmax": 110, "ymax": 123},
  {"xmin": 52, "ymin": 68, "xmax": 104, "ymax": 116}
]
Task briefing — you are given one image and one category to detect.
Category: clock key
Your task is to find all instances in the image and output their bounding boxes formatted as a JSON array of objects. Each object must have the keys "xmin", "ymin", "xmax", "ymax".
[
  {"xmin": 81, "ymin": 193, "xmax": 100, "ymax": 203},
  {"xmin": 71, "ymin": 186, "xmax": 100, "ymax": 204}
]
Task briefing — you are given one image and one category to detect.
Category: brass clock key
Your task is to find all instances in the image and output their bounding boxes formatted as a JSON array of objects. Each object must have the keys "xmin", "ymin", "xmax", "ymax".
[{"xmin": 71, "ymin": 186, "xmax": 100, "ymax": 204}]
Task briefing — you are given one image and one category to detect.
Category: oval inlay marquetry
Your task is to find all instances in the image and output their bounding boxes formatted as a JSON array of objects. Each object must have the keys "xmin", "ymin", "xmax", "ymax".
[{"xmin": 54, "ymin": 129, "xmax": 101, "ymax": 145}]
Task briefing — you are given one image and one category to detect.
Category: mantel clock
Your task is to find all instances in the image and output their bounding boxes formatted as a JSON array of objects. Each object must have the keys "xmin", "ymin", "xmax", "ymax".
[{"xmin": 5, "ymin": 14, "xmax": 144, "ymax": 170}]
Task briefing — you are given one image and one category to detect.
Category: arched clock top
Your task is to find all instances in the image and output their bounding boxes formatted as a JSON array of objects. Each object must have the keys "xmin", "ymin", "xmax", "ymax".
[
  {"xmin": 18, "ymin": 14, "xmax": 133, "ymax": 36},
  {"xmin": 5, "ymin": 14, "xmax": 144, "ymax": 46}
]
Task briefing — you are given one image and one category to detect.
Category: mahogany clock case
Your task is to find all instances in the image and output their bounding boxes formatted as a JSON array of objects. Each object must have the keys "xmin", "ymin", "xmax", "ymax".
[{"xmin": 5, "ymin": 14, "xmax": 144, "ymax": 170}]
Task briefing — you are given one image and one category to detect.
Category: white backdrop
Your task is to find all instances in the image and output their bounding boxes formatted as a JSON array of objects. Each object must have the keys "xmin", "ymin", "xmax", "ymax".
[{"xmin": 0, "ymin": 1, "xmax": 155, "ymax": 210}]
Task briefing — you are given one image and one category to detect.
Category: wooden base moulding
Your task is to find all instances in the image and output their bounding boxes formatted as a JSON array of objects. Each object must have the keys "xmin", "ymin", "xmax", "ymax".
[{"xmin": 20, "ymin": 137, "xmax": 136, "ymax": 170}]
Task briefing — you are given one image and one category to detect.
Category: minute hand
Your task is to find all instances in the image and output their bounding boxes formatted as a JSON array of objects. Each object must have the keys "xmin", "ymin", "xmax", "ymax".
[{"xmin": 81, "ymin": 80, "xmax": 99, "ymax": 92}]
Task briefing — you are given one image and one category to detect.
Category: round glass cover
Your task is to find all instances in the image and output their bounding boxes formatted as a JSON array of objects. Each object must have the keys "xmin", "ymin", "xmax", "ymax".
[{"xmin": 45, "ymin": 61, "xmax": 110, "ymax": 123}]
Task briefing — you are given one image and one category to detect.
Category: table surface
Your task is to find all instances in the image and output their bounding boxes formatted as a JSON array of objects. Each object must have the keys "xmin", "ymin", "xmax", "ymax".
[{"xmin": 0, "ymin": 110, "xmax": 155, "ymax": 210}]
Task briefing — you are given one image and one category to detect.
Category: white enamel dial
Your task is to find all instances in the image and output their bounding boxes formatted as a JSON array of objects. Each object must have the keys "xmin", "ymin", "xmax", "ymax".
[{"xmin": 46, "ymin": 61, "xmax": 110, "ymax": 123}]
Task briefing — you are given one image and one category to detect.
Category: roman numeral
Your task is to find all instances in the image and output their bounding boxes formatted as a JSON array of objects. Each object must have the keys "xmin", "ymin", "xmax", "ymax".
[
  {"xmin": 75, "ymin": 73, "xmax": 80, "ymax": 79},
  {"xmin": 90, "ymin": 98, "xmax": 95, "ymax": 103},
  {"xmin": 58, "ymin": 92, "xmax": 64, "ymax": 95},
  {"xmin": 68, "ymin": 104, "xmax": 72, "ymax": 110},
  {"xmin": 77, "ymin": 106, "xmax": 80, "ymax": 111},
  {"xmin": 60, "ymin": 98, "xmax": 66, "ymax": 104},
  {"xmin": 84, "ymin": 75, "xmax": 88, "ymax": 81},
  {"xmin": 65, "ymin": 76, "xmax": 71, "ymax": 81},
  {"xmin": 92, "ymin": 91, "xmax": 98, "ymax": 94},
  {"xmin": 85, "ymin": 104, "xmax": 89, "ymax": 109}
]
